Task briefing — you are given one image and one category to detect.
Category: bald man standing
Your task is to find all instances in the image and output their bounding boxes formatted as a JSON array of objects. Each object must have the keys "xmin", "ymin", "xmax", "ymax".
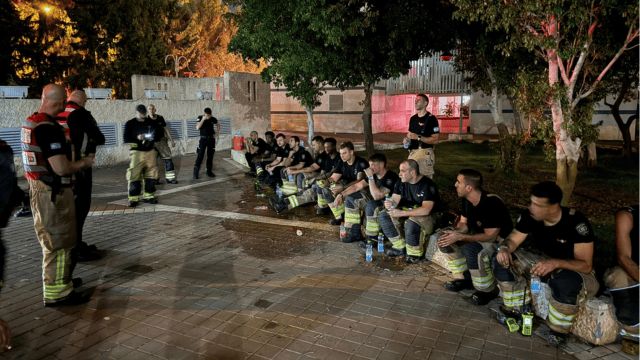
[
  {"xmin": 21, "ymin": 84, "xmax": 93, "ymax": 307},
  {"xmin": 58, "ymin": 90, "xmax": 105, "ymax": 263}
]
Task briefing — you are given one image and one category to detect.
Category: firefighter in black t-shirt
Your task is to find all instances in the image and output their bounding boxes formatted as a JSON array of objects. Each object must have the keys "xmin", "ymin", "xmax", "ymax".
[
  {"xmin": 22, "ymin": 84, "xmax": 94, "ymax": 307},
  {"xmin": 605, "ymin": 205, "xmax": 639, "ymax": 355},
  {"xmin": 261, "ymin": 133, "xmax": 290, "ymax": 187},
  {"xmin": 437, "ymin": 169, "xmax": 513, "ymax": 305},
  {"xmin": 280, "ymin": 136, "xmax": 313, "ymax": 193},
  {"xmin": 255, "ymin": 131, "xmax": 277, "ymax": 179},
  {"xmin": 123, "ymin": 105, "xmax": 162, "ymax": 206},
  {"xmin": 493, "ymin": 182, "xmax": 599, "ymax": 347},
  {"xmin": 285, "ymin": 136, "xmax": 327, "ymax": 191},
  {"xmin": 320, "ymin": 141, "xmax": 369, "ymax": 226},
  {"xmin": 149, "ymin": 104, "xmax": 178, "ymax": 184},
  {"xmin": 244, "ymin": 131, "xmax": 268, "ymax": 176},
  {"xmin": 340, "ymin": 153, "xmax": 399, "ymax": 245},
  {"xmin": 193, "ymin": 107, "xmax": 220, "ymax": 179},
  {"xmin": 378, "ymin": 159, "xmax": 440, "ymax": 264},
  {"xmin": 404, "ymin": 94, "xmax": 439, "ymax": 178}
]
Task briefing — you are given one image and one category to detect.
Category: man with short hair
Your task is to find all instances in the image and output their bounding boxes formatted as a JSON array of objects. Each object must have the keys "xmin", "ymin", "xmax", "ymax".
[
  {"xmin": 269, "ymin": 138, "xmax": 340, "ymax": 214},
  {"xmin": 404, "ymin": 94, "xmax": 439, "ymax": 178},
  {"xmin": 57, "ymin": 89, "xmax": 105, "ymax": 263},
  {"xmin": 261, "ymin": 133, "xmax": 290, "ymax": 187},
  {"xmin": 244, "ymin": 131, "xmax": 268, "ymax": 176},
  {"xmin": 492, "ymin": 182, "xmax": 599, "ymax": 347},
  {"xmin": 286, "ymin": 135, "xmax": 326, "ymax": 190},
  {"xmin": 123, "ymin": 105, "xmax": 162, "ymax": 206},
  {"xmin": 320, "ymin": 141, "xmax": 369, "ymax": 226},
  {"xmin": 378, "ymin": 159, "xmax": 440, "ymax": 264},
  {"xmin": 149, "ymin": 104, "xmax": 178, "ymax": 184},
  {"xmin": 605, "ymin": 205, "xmax": 639, "ymax": 355},
  {"xmin": 280, "ymin": 136, "xmax": 313, "ymax": 184},
  {"xmin": 437, "ymin": 169, "xmax": 513, "ymax": 306},
  {"xmin": 21, "ymin": 84, "xmax": 94, "ymax": 306},
  {"xmin": 194, "ymin": 108, "xmax": 220, "ymax": 179},
  {"xmin": 341, "ymin": 153, "xmax": 399, "ymax": 245}
]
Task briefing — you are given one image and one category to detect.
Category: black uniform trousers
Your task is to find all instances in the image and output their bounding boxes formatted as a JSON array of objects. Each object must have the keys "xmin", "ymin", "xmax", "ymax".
[
  {"xmin": 70, "ymin": 168, "xmax": 92, "ymax": 272},
  {"xmin": 195, "ymin": 136, "xmax": 216, "ymax": 171}
]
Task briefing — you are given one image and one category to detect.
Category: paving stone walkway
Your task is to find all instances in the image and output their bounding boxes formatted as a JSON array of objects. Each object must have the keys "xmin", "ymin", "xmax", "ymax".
[{"xmin": 0, "ymin": 152, "xmax": 633, "ymax": 360}]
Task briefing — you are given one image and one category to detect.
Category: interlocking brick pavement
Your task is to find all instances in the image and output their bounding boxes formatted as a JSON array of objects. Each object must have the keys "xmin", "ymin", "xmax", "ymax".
[{"xmin": 0, "ymin": 152, "xmax": 629, "ymax": 359}]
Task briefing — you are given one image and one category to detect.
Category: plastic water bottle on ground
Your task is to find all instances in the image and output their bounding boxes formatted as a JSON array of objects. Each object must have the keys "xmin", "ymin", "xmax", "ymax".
[
  {"xmin": 256, "ymin": 194, "xmax": 266, "ymax": 198},
  {"xmin": 531, "ymin": 276, "xmax": 542, "ymax": 296},
  {"xmin": 339, "ymin": 222, "xmax": 346, "ymax": 241},
  {"xmin": 366, "ymin": 243, "xmax": 373, "ymax": 262},
  {"xmin": 377, "ymin": 233, "xmax": 384, "ymax": 253},
  {"xmin": 288, "ymin": 174, "xmax": 294, "ymax": 182},
  {"xmin": 276, "ymin": 186, "xmax": 283, "ymax": 201},
  {"xmin": 254, "ymin": 206, "xmax": 268, "ymax": 210}
]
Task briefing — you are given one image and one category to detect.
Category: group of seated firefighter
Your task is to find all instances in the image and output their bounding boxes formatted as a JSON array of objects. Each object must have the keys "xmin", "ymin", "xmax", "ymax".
[{"xmin": 243, "ymin": 134, "xmax": 638, "ymax": 353}]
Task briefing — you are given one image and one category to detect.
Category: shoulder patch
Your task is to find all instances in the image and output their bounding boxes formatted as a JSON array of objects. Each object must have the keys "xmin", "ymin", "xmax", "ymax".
[
  {"xmin": 50, "ymin": 143, "xmax": 62, "ymax": 150},
  {"xmin": 360, "ymin": 162, "xmax": 366, "ymax": 168},
  {"xmin": 301, "ymin": 154, "xmax": 306, "ymax": 160},
  {"xmin": 430, "ymin": 186, "xmax": 436, "ymax": 194},
  {"xmin": 386, "ymin": 179, "xmax": 393, "ymax": 186},
  {"xmin": 576, "ymin": 223, "xmax": 589, "ymax": 236}
]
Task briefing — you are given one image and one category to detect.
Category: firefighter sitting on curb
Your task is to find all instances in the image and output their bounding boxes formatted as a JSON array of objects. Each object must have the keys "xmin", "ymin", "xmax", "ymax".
[
  {"xmin": 255, "ymin": 131, "xmax": 278, "ymax": 180},
  {"xmin": 149, "ymin": 104, "xmax": 178, "ymax": 184},
  {"xmin": 437, "ymin": 169, "xmax": 513, "ymax": 306},
  {"xmin": 269, "ymin": 138, "xmax": 340, "ymax": 214},
  {"xmin": 604, "ymin": 205, "xmax": 639, "ymax": 355},
  {"xmin": 279, "ymin": 136, "xmax": 313, "ymax": 194},
  {"xmin": 244, "ymin": 131, "xmax": 268, "ymax": 177},
  {"xmin": 282, "ymin": 136, "xmax": 326, "ymax": 191},
  {"xmin": 378, "ymin": 159, "xmax": 440, "ymax": 264},
  {"xmin": 123, "ymin": 105, "xmax": 162, "ymax": 207},
  {"xmin": 492, "ymin": 181, "xmax": 599, "ymax": 347},
  {"xmin": 261, "ymin": 133, "xmax": 290, "ymax": 187},
  {"xmin": 321, "ymin": 141, "xmax": 369, "ymax": 226},
  {"xmin": 340, "ymin": 153, "xmax": 399, "ymax": 245}
]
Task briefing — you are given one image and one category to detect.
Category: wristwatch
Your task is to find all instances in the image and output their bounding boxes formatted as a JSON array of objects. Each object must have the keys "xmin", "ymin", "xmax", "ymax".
[
  {"xmin": 497, "ymin": 245, "xmax": 509, "ymax": 253},
  {"xmin": 417, "ymin": 135, "xmax": 422, "ymax": 142},
  {"xmin": 368, "ymin": 176, "xmax": 374, "ymax": 181}
]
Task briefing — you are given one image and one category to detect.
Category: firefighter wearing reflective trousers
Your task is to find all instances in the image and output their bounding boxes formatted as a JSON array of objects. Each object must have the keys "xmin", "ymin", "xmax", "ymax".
[
  {"xmin": 403, "ymin": 94, "xmax": 439, "ymax": 178},
  {"xmin": 149, "ymin": 104, "xmax": 178, "ymax": 184},
  {"xmin": 284, "ymin": 136, "xmax": 327, "ymax": 191},
  {"xmin": 378, "ymin": 159, "xmax": 440, "ymax": 264},
  {"xmin": 123, "ymin": 105, "xmax": 162, "ymax": 207},
  {"xmin": 321, "ymin": 141, "xmax": 368, "ymax": 225},
  {"xmin": 21, "ymin": 84, "xmax": 93, "ymax": 307},
  {"xmin": 437, "ymin": 169, "xmax": 513, "ymax": 306},
  {"xmin": 57, "ymin": 90, "xmax": 105, "ymax": 263},
  {"xmin": 280, "ymin": 136, "xmax": 313, "ymax": 193},
  {"xmin": 340, "ymin": 153, "xmax": 399, "ymax": 245},
  {"xmin": 269, "ymin": 138, "xmax": 340, "ymax": 214},
  {"xmin": 604, "ymin": 205, "xmax": 639, "ymax": 355},
  {"xmin": 493, "ymin": 182, "xmax": 599, "ymax": 347}
]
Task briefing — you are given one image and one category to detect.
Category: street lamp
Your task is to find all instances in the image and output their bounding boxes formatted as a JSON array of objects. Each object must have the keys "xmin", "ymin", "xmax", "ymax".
[
  {"xmin": 165, "ymin": 55, "xmax": 190, "ymax": 77},
  {"xmin": 44, "ymin": 7, "xmax": 51, "ymax": 13}
]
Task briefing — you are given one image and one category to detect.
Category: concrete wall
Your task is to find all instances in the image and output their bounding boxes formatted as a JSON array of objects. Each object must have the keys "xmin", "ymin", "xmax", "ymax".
[
  {"xmin": 469, "ymin": 91, "xmax": 638, "ymax": 140},
  {"xmin": 132, "ymin": 75, "xmax": 227, "ymax": 101},
  {"xmin": 1, "ymin": 71, "xmax": 271, "ymax": 176}
]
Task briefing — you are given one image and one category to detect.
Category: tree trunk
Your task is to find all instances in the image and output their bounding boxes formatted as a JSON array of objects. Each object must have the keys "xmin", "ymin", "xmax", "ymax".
[
  {"xmin": 485, "ymin": 66, "xmax": 509, "ymax": 137},
  {"xmin": 362, "ymin": 83, "xmax": 374, "ymax": 156},
  {"xmin": 507, "ymin": 97, "xmax": 524, "ymax": 134},
  {"xmin": 305, "ymin": 106, "xmax": 315, "ymax": 155},
  {"xmin": 586, "ymin": 143, "xmax": 597, "ymax": 168},
  {"xmin": 556, "ymin": 155, "xmax": 579, "ymax": 206},
  {"xmin": 607, "ymin": 76, "xmax": 634, "ymax": 158}
]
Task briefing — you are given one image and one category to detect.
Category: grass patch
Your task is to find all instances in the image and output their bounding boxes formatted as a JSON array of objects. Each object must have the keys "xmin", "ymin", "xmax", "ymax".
[{"xmin": 358, "ymin": 141, "xmax": 638, "ymax": 272}]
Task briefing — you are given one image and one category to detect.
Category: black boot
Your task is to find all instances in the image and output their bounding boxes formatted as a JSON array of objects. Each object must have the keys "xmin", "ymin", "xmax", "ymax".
[{"xmin": 193, "ymin": 166, "xmax": 200, "ymax": 179}]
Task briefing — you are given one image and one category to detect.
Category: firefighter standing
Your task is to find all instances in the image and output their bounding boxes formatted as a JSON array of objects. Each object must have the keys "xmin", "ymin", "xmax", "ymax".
[
  {"xmin": 21, "ymin": 84, "xmax": 93, "ymax": 307},
  {"xmin": 404, "ymin": 94, "xmax": 439, "ymax": 178},
  {"xmin": 123, "ymin": 105, "xmax": 161, "ymax": 207},
  {"xmin": 193, "ymin": 108, "xmax": 220, "ymax": 179},
  {"xmin": 149, "ymin": 104, "xmax": 178, "ymax": 184},
  {"xmin": 57, "ymin": 90, "xmax": 105, "ymax": 263}
]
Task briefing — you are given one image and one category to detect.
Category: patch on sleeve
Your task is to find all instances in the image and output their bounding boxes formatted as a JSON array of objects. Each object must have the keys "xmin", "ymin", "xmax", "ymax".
[
  {"xmin": 360, "ymin": 162, "xmax": 366, "ymax": 168},
  {"xmin": 23, "ymin": 151, "xmax": 37, "ymax": 166},
  {"xmin": 50, "ymin": 143, "xmax": 62, "ymax": 150},
  {"xmin": 576, "ymin": 223, "xmax": 589, "ymax": 236},
  {"xmin": 433, "ymin": 127, "xmax": 440, "ymax": 133},
  {"xmin": 386, "ymin": 179, "xmax": 393, "ymax": 186},
  {"xmin": 301, "ymin": 154, "xmax": 306, "ymax": 160},
  {"xmin": 21, "ymin": 128, "xmax": 32, "ymax": 143}
]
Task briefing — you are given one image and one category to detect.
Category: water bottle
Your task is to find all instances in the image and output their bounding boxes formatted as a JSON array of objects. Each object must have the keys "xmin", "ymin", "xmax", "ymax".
[
  {"xmin": 288, "ymin": 174, "xmax": 294, "ymax": 182},
  {"xmin": 403, "ymin": 137, "xmax": 410, "ymax": 149},
  {"xmin": 339, "ymin": 222, "xmax": 346, "ymax": 241},
  {"xmin": 254, "ymin": 206, "xmax": 268, "ymax": 210},
  {"xmin": 385, "ymin": 194, "xmax": 395, "ymax": 209},
  {"xmin": 530, "ymin": 276, "xmax": 542, "ymax": 296},
  {"xmin": 276, "ymin": 186, "xmax": 283, "ymax": 201},
  {"xmin": 377, "ymin": 233, "xmax": 384, "ymax": 253},
  {"xmin": 366, "ymin": 243, "xmax": 373, "ymax": 262},
  {"xmin": 256, "ymin": 194, "xmax": 266, "ymax": 198}
]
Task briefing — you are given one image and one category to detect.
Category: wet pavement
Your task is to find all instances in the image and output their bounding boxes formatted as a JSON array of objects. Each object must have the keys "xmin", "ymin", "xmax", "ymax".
[{"xmin": 1, "ymin": 151, "xmax": 633, "ymax": 360}]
